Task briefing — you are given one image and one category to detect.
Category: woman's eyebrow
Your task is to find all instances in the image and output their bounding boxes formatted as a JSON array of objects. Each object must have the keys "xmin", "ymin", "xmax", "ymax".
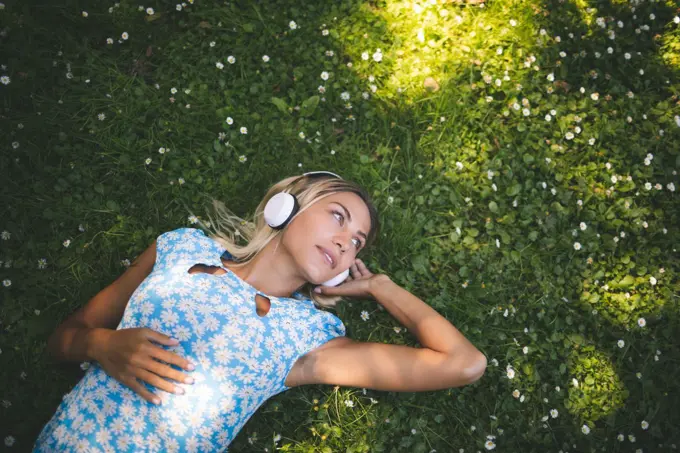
[{"xmin": 331, "ymin": 202, "xmax": 368, "ymax": 242}]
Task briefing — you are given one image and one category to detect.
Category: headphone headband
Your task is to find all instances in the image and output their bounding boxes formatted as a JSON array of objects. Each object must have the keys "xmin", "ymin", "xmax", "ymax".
[{"xmin": 302, "ymin": 170, "xmax": 343, "ymax": 180}]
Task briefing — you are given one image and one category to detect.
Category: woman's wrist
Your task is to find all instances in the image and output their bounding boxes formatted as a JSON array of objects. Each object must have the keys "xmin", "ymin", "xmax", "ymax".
[
  {"xmin": 84, "ymin": 327, "xmax": 111, "ymax": 362},
  {"xmin": 369, "ymin": 274, "xmax": 394, "ymax": 297}
]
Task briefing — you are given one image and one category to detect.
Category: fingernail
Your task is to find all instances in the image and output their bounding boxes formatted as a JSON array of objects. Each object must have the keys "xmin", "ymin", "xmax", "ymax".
[
  {"xmin": 153, "ymin": 397, "xmax": 161, "ymax": 405},
  {"xmin": 184, "ymin": 377, "xmax": 194, "ymax": 384},
  {"xmin": 187, "ymin": 363, "xmax": 195, "ymax": 371},
  {"xmin": 174, "ymin": 386, "xmax": 185, "ymax": 395},
  {"xmin": 170, "ymin": 338, "xmax": 179, "ymax": 344},
  {"xmin": 314, "ymin": 287, "xmax": 322, "ymax": 293}
]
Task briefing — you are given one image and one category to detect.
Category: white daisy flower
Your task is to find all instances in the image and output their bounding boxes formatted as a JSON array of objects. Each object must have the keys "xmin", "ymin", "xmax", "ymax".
[
  {"xmin": 262, "ymin": 55, "xmax": 269, "ymax": 62},
  {"xmin": 550, "ymin": 409, "xmax": 558, "ymax": 418},
  {"xmin": 106, "ymin": 38, "xmax": 114, "ymax": 44},
  {"xmin": 573, "ymin": 242, "xmax": 581, "ymax": 251},
  {"xmin": 565, "ymin": 132, "xmax": 574, "ymax": 140},
  {"xmin": 320, "ymin": 71, "xmax": 329, "ymax": 81},
  {"xmin": 240, "ymin": 126, "xmax": 248, "ymax": 134},
  {"xmin": 649, "ymin": 276, "xmax": 657, "ymax": 285},
  {"xmin": 121, "ymin": 32, "xmax": 129, "ymax": 40},
  {"xmin": 227, "ymin": 55, "xmax": 235, "ymax": 64},
  {"xmin": 98, "ymin": 113, "xmax": 106, "ymax": 121},
  {"xmin": 637, "ymin": 317, "xmax": 646, "ymax": 327},
  {"xmin": 506, "ymin": 366, "xmax": 515, "ymax": 379},
  {"xmin": 360, "ymin": 310, "xmax": 370, "ymax": 321},
  {"xmin": 581, "ymin": 424, "xmax": 590, "ymax": 435},
  {"xmin": 641, "ymin": 420, "xmax": 649, "ymax": 430},
  {"xmin": 216, "ymin": 62, "xmax": 224, "ymax": 69},
  {"xmin": 146, "ymin": 7, "xmax": 154, "ymax": 15},
  {"xmin": 579, "ymin": 222, "xmax": 587, "ymax": 231},
  {"xmin": 226, "ymin": 117, "xmax": 233, "ymax": 125},
  {"xmin": 82, "ymin": 11, "xmax": 88, "ymax": 17},
  {"xmin": 289, "ymin": 20, "xmax": 297, "ymax": 30},
  {"xmin": 618, "ymin": 339, "xmax": 625, "ymax": 348},
  {"xmin": 485, "ymin": 440, "xmax": 496, "ymax": 450}
]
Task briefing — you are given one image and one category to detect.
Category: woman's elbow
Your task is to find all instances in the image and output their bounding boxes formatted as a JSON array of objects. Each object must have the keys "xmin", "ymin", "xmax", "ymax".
[{"xmin": 462, "ymin": 351, "xmax": 487, "ymax": 383}]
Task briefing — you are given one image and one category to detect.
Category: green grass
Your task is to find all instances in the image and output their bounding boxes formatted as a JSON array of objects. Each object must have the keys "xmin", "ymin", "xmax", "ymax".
[{"xmin": 1, "ymin": 0, "xmax": 680, "ymax": 451}]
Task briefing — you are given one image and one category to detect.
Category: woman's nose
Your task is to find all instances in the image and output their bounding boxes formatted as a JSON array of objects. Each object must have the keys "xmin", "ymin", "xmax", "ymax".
[{"xmin": 334, "ymin": 233, "xmax": 352, "ymax": 252}]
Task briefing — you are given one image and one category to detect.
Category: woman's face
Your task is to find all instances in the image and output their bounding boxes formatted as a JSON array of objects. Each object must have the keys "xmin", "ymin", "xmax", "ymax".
[{"xmin": 283, "ymin": 191, "xmax": 372, "ymax": 284}]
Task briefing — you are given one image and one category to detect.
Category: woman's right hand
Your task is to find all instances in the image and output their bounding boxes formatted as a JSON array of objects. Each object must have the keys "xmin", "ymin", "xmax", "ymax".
[{"xmin": 89, "ymin": 327, "xmax": 195, "ymax": 405}]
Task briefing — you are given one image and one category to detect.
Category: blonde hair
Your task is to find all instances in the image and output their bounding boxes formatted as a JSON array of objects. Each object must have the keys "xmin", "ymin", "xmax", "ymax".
[{"xmin": 188, "ymin": 174, "xmax": 380, "ymax": 309}]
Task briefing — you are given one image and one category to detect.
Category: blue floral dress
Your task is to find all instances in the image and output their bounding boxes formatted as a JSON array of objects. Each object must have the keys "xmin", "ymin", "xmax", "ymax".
[{"xmin": 33, "ymin": 227, "xmax": 346, "ymax": 452}]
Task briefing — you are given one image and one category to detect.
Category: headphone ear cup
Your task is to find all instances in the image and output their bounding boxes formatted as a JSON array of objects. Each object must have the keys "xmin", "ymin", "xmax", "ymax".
[
  {"xmin": 264, "ymin": 192, "xmax": 299, "ymax": 229},
  {"xmin": 320, "ymin": 268, "xmax": 350, "ymax": 287}
]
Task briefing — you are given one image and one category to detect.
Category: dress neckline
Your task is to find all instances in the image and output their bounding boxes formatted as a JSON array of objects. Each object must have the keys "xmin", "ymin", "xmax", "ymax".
[{"xmin": 208, "ymin": 242, "xmax": 309, "ymax": 304}]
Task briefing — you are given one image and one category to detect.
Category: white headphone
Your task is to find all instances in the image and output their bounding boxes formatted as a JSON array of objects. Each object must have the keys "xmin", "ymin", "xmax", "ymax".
[{"xmin": 263, "ymin": 171, "xmax": 351, "ymax": 287}]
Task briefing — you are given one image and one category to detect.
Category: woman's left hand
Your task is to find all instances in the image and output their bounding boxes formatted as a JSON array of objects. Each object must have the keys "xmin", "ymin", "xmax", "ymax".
[{"xmin": 314, "ymin": 258, "xmax": 388, "ymax": 300}]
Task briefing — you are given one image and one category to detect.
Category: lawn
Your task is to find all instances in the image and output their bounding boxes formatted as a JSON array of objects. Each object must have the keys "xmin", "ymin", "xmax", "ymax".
[{"xmin": 1, "ymin": 0, "xmax": 680, "ymax": 451}]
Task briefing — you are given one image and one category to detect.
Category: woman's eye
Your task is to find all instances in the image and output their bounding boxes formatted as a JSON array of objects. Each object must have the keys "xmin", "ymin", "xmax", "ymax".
[
  {"xmin": 333, "ymin": 210, "xmax": 344, "ymax": 222},
  {"xmin": 333, "ymin": 211, "xmax": 362, "ymax": 250}
]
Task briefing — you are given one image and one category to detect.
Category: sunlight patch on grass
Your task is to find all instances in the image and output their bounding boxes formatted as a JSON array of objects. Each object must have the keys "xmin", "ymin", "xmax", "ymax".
[{"xmin": 566, "ymin": 345, "xmax": 629, "ymax": 422}]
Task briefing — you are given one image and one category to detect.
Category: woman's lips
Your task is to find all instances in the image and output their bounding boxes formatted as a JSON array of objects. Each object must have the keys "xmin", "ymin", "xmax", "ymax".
[{"xmin": 317, "ymin": 246, "xmax": 334, "ymax": 268}]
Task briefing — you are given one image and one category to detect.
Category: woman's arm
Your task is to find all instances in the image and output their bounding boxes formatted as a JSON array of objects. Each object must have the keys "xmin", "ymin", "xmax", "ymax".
[
  {"xmin": 370, "ymin": 275, "xmax": 485, "ymax": 361},
  {"xmin": 46, "ymin": 239, "xmax": 196, "ymax": 404},
  {"xmin": 298, "ymin": 275, "xmax": 487, "ymax": 391},
  {"xmin": 46, "ymin": 241, "xmax": 158, "ymax": 362}
]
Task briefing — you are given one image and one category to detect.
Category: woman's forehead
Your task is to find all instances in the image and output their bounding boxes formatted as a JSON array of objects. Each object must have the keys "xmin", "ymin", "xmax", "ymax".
[{"xmin": 321, "ymin": 193, "xmax": 371, "ymax": 225}]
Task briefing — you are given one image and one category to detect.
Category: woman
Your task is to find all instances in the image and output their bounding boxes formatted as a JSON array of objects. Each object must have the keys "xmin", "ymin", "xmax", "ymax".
[{"xmin": 34, "ymin": 171, "xmax": 487, "ymax": 452}]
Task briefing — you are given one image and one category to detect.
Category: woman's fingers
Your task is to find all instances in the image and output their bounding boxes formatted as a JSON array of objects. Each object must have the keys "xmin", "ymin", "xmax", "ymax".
[
  {"xmin": 143, "ymin": 357, "xmax": 195, "ymax": 385},
  {"xmin": 350, "ymin": 259, "xmax": 372, "ymax": 279},
  {"xmin": 123, "ymin": 376, "xmax": 161, "ymax": 405},
  {"xmin": 144, "ymin": 328, "xmax": 180, "ymax": 346},
  {"xmin": 135, "ymin": 368, "xmax": 185, "ymax": 395},
  {"xmin": 350, "ymin": 262, "xmax": 360, "ymax": 277},
  {"xmin": 147, "ymin": 344, "xmax": 195, "ymax": 372},
  {"xmin": 355, "ymin": 259, "xmax": 373, "ymax": 277}
]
